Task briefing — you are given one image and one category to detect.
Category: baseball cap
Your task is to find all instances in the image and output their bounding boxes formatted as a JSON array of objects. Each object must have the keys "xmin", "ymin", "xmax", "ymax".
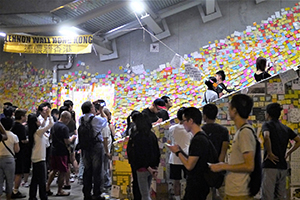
[{"xmin": 153, "ymin": 99, "xmax": 166, "ymax": 109}]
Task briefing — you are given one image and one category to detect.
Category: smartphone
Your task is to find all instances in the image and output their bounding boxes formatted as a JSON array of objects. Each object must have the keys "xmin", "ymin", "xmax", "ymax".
[
  {"xmin": 164, "ymin": 142, "xmax": 171, "ymax": 147},
  {"xmin": 100, "ymin": 102, "xmax": 106, "ymax": 106}
]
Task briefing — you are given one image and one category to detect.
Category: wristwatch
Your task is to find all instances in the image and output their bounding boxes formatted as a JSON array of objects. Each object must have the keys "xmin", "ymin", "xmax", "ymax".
[{"xmin": 175, "ymin": 151, "xmax": 181, "ymax": 157}]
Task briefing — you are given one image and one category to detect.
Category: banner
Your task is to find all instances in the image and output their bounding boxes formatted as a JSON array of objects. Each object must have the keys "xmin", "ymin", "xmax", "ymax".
[{"xmin": 3, "ymin": 34, "xmax": 93, "ymax": 54}]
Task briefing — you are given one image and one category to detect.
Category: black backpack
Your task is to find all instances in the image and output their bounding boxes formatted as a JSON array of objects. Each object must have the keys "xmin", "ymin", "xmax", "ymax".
[
  {"xmin": 201, "ymin": 132, "xmax": 225, "ymax": 188},
  {"xmin": 240, "ymin": 126, "xmax": 262, "ymax": 197},
  {"xmin": 77, "ymin": 116, "xmax": 99, "ymax": 150}
]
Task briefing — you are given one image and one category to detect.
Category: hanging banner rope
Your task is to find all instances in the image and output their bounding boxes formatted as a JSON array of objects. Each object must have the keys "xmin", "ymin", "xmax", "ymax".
[{"xmin": 3, "ymin": 34, "xmax": 93, "ymax": 54}]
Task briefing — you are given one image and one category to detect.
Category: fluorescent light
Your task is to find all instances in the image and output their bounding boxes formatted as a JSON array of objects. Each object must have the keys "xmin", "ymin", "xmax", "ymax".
[
  {"xmin": 0, "ymin": 32, "xmax": 6, "ymax": 37},
  {"xmin": 59, "ymin": 27, "xmax": 78, "ymax": 36},
  {"xmin": 130, "ymin": 1, "xmax": 144, "ymax": 14}
]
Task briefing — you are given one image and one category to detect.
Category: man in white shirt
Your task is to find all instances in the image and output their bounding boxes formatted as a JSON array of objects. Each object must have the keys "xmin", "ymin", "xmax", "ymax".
[
  {"xmin": 168, "ymin": 107, "xmax": 193, "ymax": 200},
  {"xmin": 210, "ymin": 94, "xmax": 256, "ymax": 200}
]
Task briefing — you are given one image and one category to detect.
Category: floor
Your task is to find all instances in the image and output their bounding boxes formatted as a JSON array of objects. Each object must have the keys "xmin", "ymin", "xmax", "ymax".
[{"xmin": 1, "ymin": 178, "xmax": 112, "ymax": 200}]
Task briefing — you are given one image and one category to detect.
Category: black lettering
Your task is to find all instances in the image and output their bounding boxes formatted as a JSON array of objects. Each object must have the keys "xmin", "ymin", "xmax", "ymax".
[
  {"xmin": 73, "ymin": 37, "xmax": 78, "ymax": 43},
  {"xmin": 12, "ymin": 35, "xmax": 16, "ymax": 42},
  {"xmin": 32, "ymin": 37, "xmax": 39, "ymax": 43},
  {"xmin": 52, "ymin": 38, "xmax": 58, "ymax": 43},
  {"xmin": 79, "ymin": 36, "xmax": 82, "ymax": 44},
  {"xmin": 47, "ymin": 38, "xmax": 50, "ymax": 43},
  {"xmin": 26, "ymin": 36, "xmax": 30, "ymax": 43},
  {"xmin": 9, "ymin": 35, "xmax": 12, "ymax": 42},
  {"xmin": 89, "ymin": 36, "xmax": 93, "ymax": 43},
  {"xmin": 16, "ymin": 35, "xmax": 21, "ymax": 42},
  {"xmin": 83, "ymin": 36, "xmax": 87, "ymax": 43},
  {"xmin": 58, "ymin": 38, "xmax": 62, "ymax": 43}
]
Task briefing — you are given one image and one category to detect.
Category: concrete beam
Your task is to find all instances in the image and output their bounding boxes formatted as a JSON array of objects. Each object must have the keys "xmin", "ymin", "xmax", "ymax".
[
  {"xmin": 99, "ymin": 39, "xmax": 118, "ymax": 61},
  {"xmin": 255, "ymin": 0, "xmax": 266, "ymax": 4},
  {"xmin": 198, "ymin": 2, "xmax": 222, "ymax": 23},
  {"xmin": 205, "ymin": 0, "xmax": 216, "ymax": 15},
  {"xmin": 141, "ymin": 14, "xmax": 163, "ymax": 35},
  {"xmin": 150, "ymin": 19, "xmax": 171, "ymax": 42},
  {"xmin": 158, "ymin": 0, "xmax": 202, "ymax": 19}
]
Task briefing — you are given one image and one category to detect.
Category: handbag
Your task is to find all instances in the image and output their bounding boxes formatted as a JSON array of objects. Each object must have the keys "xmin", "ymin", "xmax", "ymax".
[{"xmin": 2, "ymin": 140, "xmax": 16, "ymax": 159}]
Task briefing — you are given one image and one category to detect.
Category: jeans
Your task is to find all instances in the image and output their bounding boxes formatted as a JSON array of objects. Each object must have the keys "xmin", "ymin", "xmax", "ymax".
[
  {"xmin": 262, "ymin": 168, "xmax": 287, "ymax": 200},
  {"xmin": 82, "ymin": 143, "xmax": 104, "ymax": 198},
  {"xmin": 136, "ymin": 170, "xmax": 152, "ymax": 200},
  {"xmin": 130, "ymin": 165, "xmax": 141, "ymax": 200},
  {"xmin": 102, "ymin": 154, "xmax": 111, "ymax": 188},
  {"xmin": 0, "ymin": 157, "xmax": 15, "ymax": 196},
  {"xmin": 78, "ymin": 153, "xmax": 84, "ymax": 180},
  {"xmin": 29, "ymin": 161, "xmax": 47, "ymax": 200}
]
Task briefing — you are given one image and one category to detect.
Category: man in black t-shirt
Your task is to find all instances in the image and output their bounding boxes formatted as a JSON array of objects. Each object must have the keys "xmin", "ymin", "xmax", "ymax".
[
  {"xmin": 46, "ymin": 111, "xmax": 76, "ymax": 196},
  {"xmin": 202, "ymin": 104, "xmax": 229, "ymax": 162},
  {"xmin": 215, "ymin": 70, "xmax": 235, "ymax": 98},
  {"xmin": 202, "ymin": 104, "xmax": 229, "ymax": 199},
  {"xmin": 262, "ymin": 103, "xmax": 300, "ymax": 200},
  {"xmin": 142, "ymin": 99, "xmax": 166, "ymax": 124},
  {"xmin": 11, "ymin": 109, "xmax": 28, "ymax": 199},
  {"xmin": 157, "ymin": 96, "xmax": 173, "ymax": 121},
  {"xmin": 168, "ymin": 107, "xmax": 210, "ymax": 200}
]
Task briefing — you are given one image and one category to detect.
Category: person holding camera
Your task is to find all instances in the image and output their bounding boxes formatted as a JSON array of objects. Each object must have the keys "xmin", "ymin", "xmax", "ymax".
[{"xmin": 254, "ymin": 57, "xmax": 277, "ymax": 82}]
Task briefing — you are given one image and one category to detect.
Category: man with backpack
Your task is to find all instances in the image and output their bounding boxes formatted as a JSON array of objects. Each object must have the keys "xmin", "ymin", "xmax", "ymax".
[
  {"xmin": 78, "ymin": 101, "xmax": 107, "ymax": 200},
  {"xmin": 168, "ymin": 107, "xmax": 210, "ymax": 200},
  {"xmin": 210, "ymin": 94, "xmax": 259, "ymax": 200},
  {"xmin": 261, "ymin": 103, "xmax": 300, "ymax": 200},
  {"xmin": 202, "ymin": 104, "xmax": 229, "ymax": 200}
]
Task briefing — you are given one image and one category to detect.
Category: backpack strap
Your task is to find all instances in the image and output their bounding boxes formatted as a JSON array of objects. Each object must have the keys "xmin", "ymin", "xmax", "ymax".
[
  {"xmin": 204, "ymin": 92, "xmax": 208, "ymax": 104},
  {"xmin": 2, "ymin": 141, "xmax": 15, "ymax": 157},
  {"xmin": 87, "ymin": 116, "xmax": 102, "ymax": 141}
]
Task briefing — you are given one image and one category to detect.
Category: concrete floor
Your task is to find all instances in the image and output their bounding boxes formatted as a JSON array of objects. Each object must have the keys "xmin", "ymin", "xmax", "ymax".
[{"xmin": 1, "ymin": 177, "xmax": 112, "ymax": 200}]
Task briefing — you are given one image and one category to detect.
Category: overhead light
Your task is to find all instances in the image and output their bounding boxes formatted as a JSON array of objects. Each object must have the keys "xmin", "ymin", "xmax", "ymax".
[
  {"xmin": 130, "ymin": 1, "xmax": 144, "ymax": 14},
  {"xmin": 59, "ymin": 27, "xmax": 78, "ymax": 36},
  {"xmin": 0, "ymin": 32, "xmax": 6, "ymax": 37}
]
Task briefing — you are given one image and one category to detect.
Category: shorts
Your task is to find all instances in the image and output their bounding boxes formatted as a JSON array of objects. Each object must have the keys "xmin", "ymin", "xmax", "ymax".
[
  {"xmin": 170, "ymin": 164, "xmax": 187, "ymax": 180},
  {"xmin": 51, "ymin": 155, "xmax": 68, "ymax": 172},
  {"xmin": 15, "ymin": 155, "xmax": 24, "ymax": 174}
]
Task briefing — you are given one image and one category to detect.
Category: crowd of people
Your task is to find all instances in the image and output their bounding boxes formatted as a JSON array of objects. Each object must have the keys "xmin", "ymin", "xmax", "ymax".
[
  {"xmin": 0, "ymin": 99, "xmax": 115, "ymax": 200},
  {"xmin": 125, "ymin": 94, "xmax": 300, "ymax": 200},
  {"xmin": 0, "ymin": 55, "xmax": 292, "ymax": 200}
]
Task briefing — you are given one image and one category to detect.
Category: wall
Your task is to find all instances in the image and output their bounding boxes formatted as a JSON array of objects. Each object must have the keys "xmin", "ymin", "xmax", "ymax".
[
  {"xmin": 0, "ymin": 0, "xmax": 300, "ymax": 133},
  {"xmin": 0, "ymin": 0, "xmax": 298, "ymax": 76}
]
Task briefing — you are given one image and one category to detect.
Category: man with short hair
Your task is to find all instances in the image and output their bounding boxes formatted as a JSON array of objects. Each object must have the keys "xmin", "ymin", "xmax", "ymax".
[
  {"xmin": 157, "ymin": 96, "xmax": 173, "ymax": 121},
  {"xmin": 202, "ymin": 104, "xmax": 229, "ymax": 200},
  {"xmin": 0, "ymin": 102, "xmax": 13, "ymax": 119},
  {"xmin": 46, "ymin": 111, "xmax": 76, "ymax": 196},
  {"xmin": 37, "ymin": 102, "xmax": 52, "ymax": 171},
  {"xmin": 168, "ymin": 107, "xmax": 193, "ymax": 200},
  {"xmin": 168, "ymin": 107, "xmax": 210, "ymax": 200},
  {"xmin": 79, "ymin": 101, "xmax": 107, "ymax": 200},
  {"xmin": 261, "ymin": 103, "xmax": 300, "ymax": 200},
  {"xmin": 142, "ymin": 99, "xmax": 165, "ymax": 124},
  {"xmin": 11, "ymin": 109, "xmax": 28, "ymax": 199},
  {"xmin": 210, "ymin": 94, "xmax": 256, "ymax": 200}
]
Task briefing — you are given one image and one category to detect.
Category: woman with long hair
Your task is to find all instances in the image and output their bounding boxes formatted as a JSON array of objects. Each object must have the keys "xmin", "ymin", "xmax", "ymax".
[
  {"xmin": 28, "ymin": 108, "xmax": 54, "ymax": 200},
  {"xmin": 129, "ymin": 112, "xmax": 160, "ymax": 200},
  {"xmin": 254, "ymin": 57, "xmax": 276, "ymax": 82}
]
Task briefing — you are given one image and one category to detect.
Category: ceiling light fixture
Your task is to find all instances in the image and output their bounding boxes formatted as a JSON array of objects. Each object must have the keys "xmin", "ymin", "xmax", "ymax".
[
  {"xmin": 130, "ymin": 1, "xmax": 145, "ymax": 14},
  {"xmin": 59, "ymin": 27, "xmax": 78, "ymax": 36},
  {"xmin": 0, "ymin": 32, "xmax": 6, "ymax": 37}
]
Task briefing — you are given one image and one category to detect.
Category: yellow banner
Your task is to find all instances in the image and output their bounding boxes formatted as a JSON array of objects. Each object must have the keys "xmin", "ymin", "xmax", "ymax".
[{"xmin": 3, "ymin": 34, "xmax": 93, "ymax": 54}]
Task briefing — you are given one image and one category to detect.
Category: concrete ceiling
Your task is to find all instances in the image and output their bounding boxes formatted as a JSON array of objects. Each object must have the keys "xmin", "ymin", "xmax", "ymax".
[{"xmin": 0, "ymin": 0, "xmax": 227, "ymax": 56}]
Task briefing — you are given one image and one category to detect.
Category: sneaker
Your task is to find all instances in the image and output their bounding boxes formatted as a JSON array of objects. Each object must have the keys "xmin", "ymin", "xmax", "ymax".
[
  {"xmin": 11, "ymin": 191, "xmax": 26, "ymax": 199},
  {"xmin": 22, "ymin": 182, "xmax": 30, "ymax": 188},
  {"xmin": 46, "ymin": 190, "xmax": 53, "ymax": 196},
  {"xmin": 70, "ymin": 177, "xmax": 75, "ymax": 183}
]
